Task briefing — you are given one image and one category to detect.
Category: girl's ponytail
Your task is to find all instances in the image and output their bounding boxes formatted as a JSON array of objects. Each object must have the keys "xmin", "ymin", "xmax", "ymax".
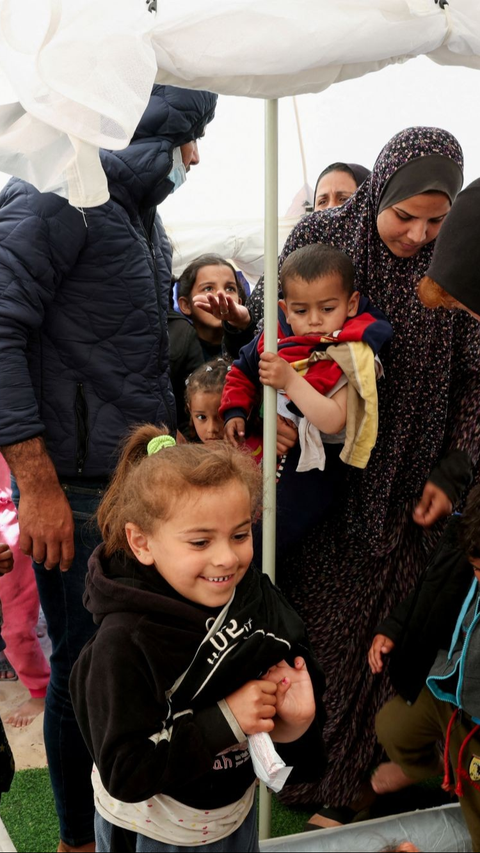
[{"xmin": 98, "ymin": 423, "xmax": 171, "ymax": 556}]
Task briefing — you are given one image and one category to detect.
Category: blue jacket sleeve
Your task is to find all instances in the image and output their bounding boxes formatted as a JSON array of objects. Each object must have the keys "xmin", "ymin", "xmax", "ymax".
[{"xmin": 0, "ymin": 180, "xmax": 86, "ymax": 446}]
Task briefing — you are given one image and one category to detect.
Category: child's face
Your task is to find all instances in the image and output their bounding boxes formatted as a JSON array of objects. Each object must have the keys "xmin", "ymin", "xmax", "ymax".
[
  {"xmin": 279, "ymin": 273, "xmax": 359, "ymax": 337},
  {"xmin": 189, "ymin": 390, "xmax": 224, "ymax": 442},
  {"xmin": 179, "ymin": 265, "xmax": 241, "ymax": 331},
  {"xmin": 127, "ymin": 481, "xmax": 253, "ymax": 608}
]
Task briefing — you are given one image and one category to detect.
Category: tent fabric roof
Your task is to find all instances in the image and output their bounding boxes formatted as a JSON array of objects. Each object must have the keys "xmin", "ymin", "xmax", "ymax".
[{"xmin": 0, "ymin": 0, "xmax": 479, "ymax": 207}]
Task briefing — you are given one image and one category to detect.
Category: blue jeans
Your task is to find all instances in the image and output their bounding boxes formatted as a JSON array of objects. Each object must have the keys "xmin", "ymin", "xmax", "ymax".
[
  {"xmin": 94, "ymin": 804, "xmax": 260, "ymax": 853},
  {"xmin": 12, "ymin": 478, "xmax": 105, "ymax": 847}
]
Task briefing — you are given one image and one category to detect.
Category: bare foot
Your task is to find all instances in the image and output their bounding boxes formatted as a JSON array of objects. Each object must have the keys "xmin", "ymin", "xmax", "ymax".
[
  {"xmin": 371, "ymin": 761, "xmax": 417, "ymax": 794},
  {"xmin": 0, "ymin": 650, "xmax": 17, "ymax": 680},
  {"xmin": 5, "ymin": 696, "xmax": 45, "ymax": 727}
]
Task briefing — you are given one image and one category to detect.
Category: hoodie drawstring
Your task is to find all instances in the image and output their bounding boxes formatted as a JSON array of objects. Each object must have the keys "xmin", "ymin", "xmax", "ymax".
[{"xmin": 442, "ymin": 707, "xmax": 480, "ymax": 797}]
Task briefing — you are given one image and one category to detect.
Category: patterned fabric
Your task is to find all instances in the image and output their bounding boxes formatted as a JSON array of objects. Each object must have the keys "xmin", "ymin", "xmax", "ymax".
[{"xmin": 248, "ymin": 127, "xmax": 480, "ymax": 807}]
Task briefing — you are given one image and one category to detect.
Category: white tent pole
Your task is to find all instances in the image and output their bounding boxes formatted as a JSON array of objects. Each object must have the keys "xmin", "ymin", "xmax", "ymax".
[
  {"xmin": 292, "ymin": 96, "xmax": 308, "ymax": 188},
  {"xmin": 259, "ymin": 96, "xmax": 278, "ymax": 843}
]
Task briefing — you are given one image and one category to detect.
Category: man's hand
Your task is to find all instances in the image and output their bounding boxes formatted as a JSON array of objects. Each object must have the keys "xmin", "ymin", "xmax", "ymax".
[
  {"xmin": 261, "ymin": 658, "xmax": 315, "ymax": 741},
  {"xmin": 192, "ymin": 292, "xmax": 252, "ymax": 330},
  {"xmin": 226, "ymin": 680, "xmax": 277, "ymax": 734},
  {"xmin": 259, "ymin": 351, "xmax": 295, "ymax": 391},
  {"xmin": 368, "ymin": 634, "xmax": 395, "ymax": 674},
  {"xmin": 18, "ymin": 485, "xmax": 75, "ymax": 571},
  {"xmin": 276, "ymin": 415, "xmax": 298, "ymax": 456},
  {"xmin": 0, "ymin": 544, "xmax": 13, "ymax": 575},
  {"xmin": 2, "ymin": 438, "xmax": 75, "ymax": 572},
  {"xmin": 413, "ymin": 481, "xmax": 452, "ymax": 527},
  {"xmin": 224, "ymin": 417, "xmax": 246, "ymax": 447}
]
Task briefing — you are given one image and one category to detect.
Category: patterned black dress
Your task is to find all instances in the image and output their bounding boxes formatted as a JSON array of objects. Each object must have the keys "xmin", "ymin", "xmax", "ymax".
[{"xmin": 247, "ymin": 127, "xmax": 480, "ymax": 807}]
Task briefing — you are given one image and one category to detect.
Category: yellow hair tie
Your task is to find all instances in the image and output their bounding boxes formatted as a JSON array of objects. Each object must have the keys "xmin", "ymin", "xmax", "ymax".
[{"xmin": 147, "ymin": 435, "xmax": 176, "ymax": 456}]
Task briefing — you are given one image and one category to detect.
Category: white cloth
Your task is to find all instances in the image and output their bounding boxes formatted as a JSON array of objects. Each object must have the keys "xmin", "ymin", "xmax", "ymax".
[
  {"xmin": 1, "ymin": 0, "xmax": 480, "ymax": 205},
  {"xmin": 92, "ymin": 765, "xmax": 256, "ymax": 846},
  {"xmin": 277, "ymin": 376, "xmax": 347, "ymax": 473}
]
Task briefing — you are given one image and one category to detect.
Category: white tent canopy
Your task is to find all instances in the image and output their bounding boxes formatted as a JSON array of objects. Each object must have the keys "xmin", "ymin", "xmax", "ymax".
[{"xmin": 0, "ymin": 0, "xmax": 480, "ymax": 207}]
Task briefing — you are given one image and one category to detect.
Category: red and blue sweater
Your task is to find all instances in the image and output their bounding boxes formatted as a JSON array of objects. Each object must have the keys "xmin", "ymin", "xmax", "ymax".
[{"xmin": 219, "ymin": 295, "xmax": 393, "ymax": 424}]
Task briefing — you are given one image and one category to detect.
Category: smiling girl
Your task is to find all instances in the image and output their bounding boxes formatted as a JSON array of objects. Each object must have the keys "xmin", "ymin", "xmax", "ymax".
[{"xmin": 70, "ymin": 425, "xmax": 325, "ymax": 853}]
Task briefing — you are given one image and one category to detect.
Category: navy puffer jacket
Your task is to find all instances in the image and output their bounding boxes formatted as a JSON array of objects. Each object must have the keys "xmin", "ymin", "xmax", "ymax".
[{"xmin": 0, "ymin": 85, "xmax": 217, "ymax": 477}]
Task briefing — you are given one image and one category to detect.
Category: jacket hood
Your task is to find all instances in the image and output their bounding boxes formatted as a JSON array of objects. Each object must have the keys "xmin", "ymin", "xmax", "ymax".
[
  {"xmin": 84, "ymin": 543, "xmax": 215, "ymax": 626},
  {"xmin": 100, "ymin": 84, "xmax": 217, "ymax": 210}
]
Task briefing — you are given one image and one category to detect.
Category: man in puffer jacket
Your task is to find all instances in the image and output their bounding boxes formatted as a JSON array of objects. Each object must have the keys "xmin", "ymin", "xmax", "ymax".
[{"xmin": 0, "ymin": 84, "xmax": 217, "ymax": 852}]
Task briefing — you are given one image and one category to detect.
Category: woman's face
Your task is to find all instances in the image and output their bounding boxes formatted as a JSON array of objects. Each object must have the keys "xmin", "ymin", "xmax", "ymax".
[
  {"xmin": 376, "ymin": 192, "xmax": 451, "ymax": 258},
  {"xmin": 314, "ymin": 170, "xmax": 357, "ymax": 211}
]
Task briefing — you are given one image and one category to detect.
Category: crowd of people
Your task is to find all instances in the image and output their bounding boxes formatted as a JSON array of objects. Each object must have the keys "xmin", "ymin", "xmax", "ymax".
[{"xmin": 1, "ymin": 82, "xmax": 480, "ymax": 853}]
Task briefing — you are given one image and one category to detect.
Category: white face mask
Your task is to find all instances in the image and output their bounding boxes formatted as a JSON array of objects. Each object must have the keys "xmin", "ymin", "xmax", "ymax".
[{"xmin": 168, "ymin": 147, "xmax": 187, "ymax": 193}]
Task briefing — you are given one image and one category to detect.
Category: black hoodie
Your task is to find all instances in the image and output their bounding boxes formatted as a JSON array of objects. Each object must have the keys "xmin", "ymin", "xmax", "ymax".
[{"xmin": 70, "ymin": 546, "xmax": 326, "ymax": 809}]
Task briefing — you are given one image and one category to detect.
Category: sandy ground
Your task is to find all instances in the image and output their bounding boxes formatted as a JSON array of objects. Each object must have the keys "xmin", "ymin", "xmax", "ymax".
[
  {"xmin": 1, "ymin": 618, "xmax": 50, "ymax": 771},
  {"xmin": 1, "ymin": 679, "xmax": 47, "ymax": 771}
]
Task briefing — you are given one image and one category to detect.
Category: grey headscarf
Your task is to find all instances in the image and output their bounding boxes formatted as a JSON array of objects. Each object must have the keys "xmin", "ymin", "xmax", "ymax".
[{"xmin": 377, "ymin": 153, "xmax": 463, "ymax": 215}]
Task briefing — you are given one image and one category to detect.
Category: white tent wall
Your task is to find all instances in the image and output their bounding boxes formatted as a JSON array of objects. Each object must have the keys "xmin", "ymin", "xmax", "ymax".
[
  {"xmin": 161, "ymin": 55, "xmax": 480, "ymax": 285},
  {"xmin": 1, "ymin": 0, "xmax": 480, "ymax": 207}
]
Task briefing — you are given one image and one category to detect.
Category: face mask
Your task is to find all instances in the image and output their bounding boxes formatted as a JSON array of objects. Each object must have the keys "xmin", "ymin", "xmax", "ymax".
[{"xmin": 168, "ymin": 147, "xmax": 187, "ymax": 194}]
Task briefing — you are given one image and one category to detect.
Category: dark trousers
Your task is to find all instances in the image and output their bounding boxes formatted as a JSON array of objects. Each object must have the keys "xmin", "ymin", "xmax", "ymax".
[
  {"xmin": 376, "ymin": 687, "xmax": 480, "ymax": 852},
  {"xmin": 253, "ymin": 443, "xmax": 345, "ymax": 568},
  {"xmin": 12, "ymin": 478, "xmax": 104, "ymax": 847}
]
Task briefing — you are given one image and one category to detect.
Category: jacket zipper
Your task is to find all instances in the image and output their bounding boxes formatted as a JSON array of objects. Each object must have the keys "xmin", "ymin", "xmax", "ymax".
[
  {"xmin": 75, "ymin": 382, "xmax": 89, "ymax": 474},
  {"xmin": 139, "ymin": 218, "xmax": 175, "ymax": 427}
]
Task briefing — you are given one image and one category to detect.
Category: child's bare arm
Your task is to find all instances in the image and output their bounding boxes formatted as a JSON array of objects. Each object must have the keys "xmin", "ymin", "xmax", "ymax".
[
  {"xmin": 0, "ymin": 543, "xmax": 13, "ymax": 575},
  {"xmin": 259, "ymin": 352, "xmax": 347, "ymax": 434},
  {"xmin": 261, "ymin": 658, "xmax": 316, "ymax": 743},
  {"xmin": 368, "ymin": 634, "xmax": 395, "ymax": 674}
]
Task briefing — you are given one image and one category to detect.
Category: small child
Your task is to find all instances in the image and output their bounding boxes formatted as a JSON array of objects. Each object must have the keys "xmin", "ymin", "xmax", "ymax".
[
  {"xmin": 185, "ymin": 359, "xmax": 230, "ymax": 443},
  {"xmin": 177, "ymin": 254, "xmax": 253, "ymax": 361},
  {"xmin": 70, "ymin": 426, "xmax": 326, "ymax": 853},
  {"xmin": 368, "ymin": 484, "xmax": 480, "ymax": 852},
  {"xmin": 220, "ymin": 244, "xmax": 392, "ymax": 557}
]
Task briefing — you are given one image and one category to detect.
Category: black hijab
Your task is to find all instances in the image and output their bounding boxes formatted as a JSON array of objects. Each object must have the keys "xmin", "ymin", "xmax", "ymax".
[{"xmin": 426, "ymin": 178, "xmax": 480, "ymax": 316}]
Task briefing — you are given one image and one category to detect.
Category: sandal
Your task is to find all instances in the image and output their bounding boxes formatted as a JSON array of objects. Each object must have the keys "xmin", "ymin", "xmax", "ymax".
[{"xmin": 0, "ymin": 651, "xmax": 18, "ymax": 681}]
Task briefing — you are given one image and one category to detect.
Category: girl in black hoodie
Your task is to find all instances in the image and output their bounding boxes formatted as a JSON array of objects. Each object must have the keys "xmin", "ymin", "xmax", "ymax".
[{"xmin": 70, "ymin": 425, "xmax": 325, "ymax": 853}]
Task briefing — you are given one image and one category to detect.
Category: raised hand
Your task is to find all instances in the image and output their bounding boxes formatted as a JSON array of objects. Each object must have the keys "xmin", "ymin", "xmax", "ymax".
[{"xmin": 192, "ymin": 292, "xmax": 252, "ymax": 330}]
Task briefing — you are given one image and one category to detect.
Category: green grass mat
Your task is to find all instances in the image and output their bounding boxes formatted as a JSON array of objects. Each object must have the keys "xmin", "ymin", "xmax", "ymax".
[
  {"xmin": 0, "ymin": 769, "xmax": 310, "ymax": 852},
  {"xmin": 0, "ymin": 767, "xmax": 445, "ymax": 851},
  {"xmin": 1, "ymin": 768, "xmax": 58, "ymax": 853}
]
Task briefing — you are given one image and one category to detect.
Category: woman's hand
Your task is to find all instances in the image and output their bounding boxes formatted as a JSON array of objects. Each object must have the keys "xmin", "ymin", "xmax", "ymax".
[
  {"xmin": 226, "ymin": 680, "xmax": 277, "ymax": 734},
  {"xmin": 192, "ymin": 292, "xmax": 252, "ymax": 330},
  {"xmin": 0, "ymin": 543, "xmax": 13, "ymax": 575},
  {"xmin": 276, "ymin": 415, "xmax": 298, "ymax": 455},
  {"xmin": 368, "ymin": 634, "xmax": 395, "ymax": 674},
  {"xmin": 413, "ymin": 481, "xmax": 452, "ymax": 527}
]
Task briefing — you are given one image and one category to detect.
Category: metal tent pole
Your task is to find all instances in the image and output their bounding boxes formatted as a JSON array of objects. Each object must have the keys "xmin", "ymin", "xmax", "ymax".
[{"xmin": 258, "ymin": 96, "xmax": 278, "ymax": 843}]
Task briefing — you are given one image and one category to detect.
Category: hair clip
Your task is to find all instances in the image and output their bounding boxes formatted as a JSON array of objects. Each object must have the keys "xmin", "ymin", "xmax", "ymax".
[
  {"xmin": 147, "ymin": 435, "xmax": 176, "ymax": 456},
  {"xmin": 205, "ymin": 365, "xmax": 213, "ymax": 372}
]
